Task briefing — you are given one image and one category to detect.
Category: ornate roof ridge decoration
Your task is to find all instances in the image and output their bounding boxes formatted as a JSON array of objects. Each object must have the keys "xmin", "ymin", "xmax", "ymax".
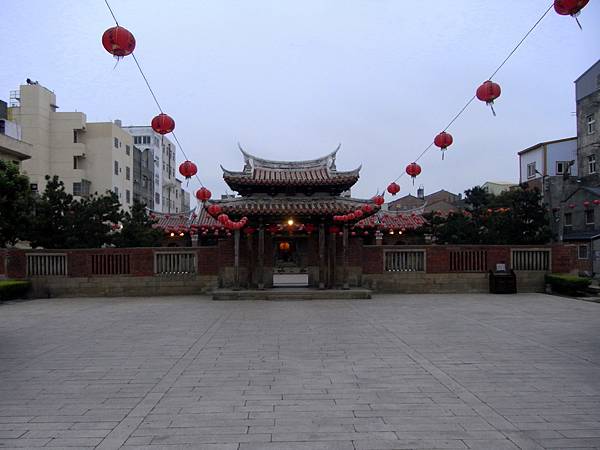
[{"xmin": 237, "ymin": 142, "xmax": 341, "ymax": 171}]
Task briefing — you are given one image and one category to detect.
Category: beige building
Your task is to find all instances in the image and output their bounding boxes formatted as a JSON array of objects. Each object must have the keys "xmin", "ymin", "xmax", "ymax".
[
  {"xmin": 8, "ymin": 83, "xmax": 133, "ymax": 210},
  {"xmin": 481, "ymin": 181, "xmax": 517, "ymax": 196},
  {"xmin": 0, "ymin": 100, "xmax": 32, "ymax": 167}
]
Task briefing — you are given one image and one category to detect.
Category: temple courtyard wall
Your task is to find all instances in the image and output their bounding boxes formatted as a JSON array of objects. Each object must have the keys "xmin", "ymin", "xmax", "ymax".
[{"xmin": 0, "ymin": 242, "xmax": 587, "ymax": 298}]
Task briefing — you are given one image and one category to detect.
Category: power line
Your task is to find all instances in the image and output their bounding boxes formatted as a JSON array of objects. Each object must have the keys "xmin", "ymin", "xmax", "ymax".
[
  {"xmin": 393, "ymin": 2, "xmax": 554, "ymax": 184},
  {"xmin": 103, "ymin": 0, "xmax": 205, "ymax": 189}
]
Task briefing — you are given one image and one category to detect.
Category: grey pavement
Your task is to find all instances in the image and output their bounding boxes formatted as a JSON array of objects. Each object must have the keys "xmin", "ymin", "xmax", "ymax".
[{"xmin": 0, "ymin": 293, "xmax": 599, "ymax": 449}]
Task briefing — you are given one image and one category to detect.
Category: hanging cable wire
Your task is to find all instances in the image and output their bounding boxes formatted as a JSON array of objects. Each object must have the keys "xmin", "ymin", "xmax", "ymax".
[
  {"xmin": 103, "ymin": 0, "xmax": 205, "ymax": 189},
  {"xmin": 392, "ymin": 2, "xmax": 554, "ymax": 183}
]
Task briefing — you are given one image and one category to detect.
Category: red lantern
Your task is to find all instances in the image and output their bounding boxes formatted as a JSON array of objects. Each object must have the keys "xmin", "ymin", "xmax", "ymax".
[
  {"xmin": 405, "ymin": 163, "xmax": 422, "ymax": 185},
  {"xmin": 207, "ymin": 204, "xmax": 221, "ymax": 216},
  {"xmin": 151, "ymin": 113, "xmax": 175, "ymax": 135},
  {"xmin": 594, "ymin": 199, "xmax": 600, "ymax": 206},
  {"xmin": 476, "ymin": 80, "xmax": 502, "ymax": 116},
  {"xmin": 362, "ymin": 204, "xmax": 373, "ymax": 214},
  {"xmin": 279, "ymin": 242, "xmax": 291, "ymax": 251},
  {"xmin": 387, "ymin": 182, "xmax": 400, "ymax": 196},
  {"xmin": 584, "ymin": 201, "xmax": 590, "ymax": 207},
  {"xmin": 329, "ymin": 226, "xmax": 340, "ymax": 234},
  {"xmin": 554, "ymin": 0, "xmax": 589, "ymax": 28},
  {"xmin": 195, "ymin": 187, "xmax": 212, "ymax": 202},
  {"xmin": 304, "ymin": 224, "xmax": 315, "ymax": 234},
  {"xmin": 102, "ymin": 26, "xmax": 136, "ymax": 59},
  {"xmin": 217, "ymin": 214, "xmax": 229, "ymax": 223},
  {"xmin": 347, "ymin": 212, "xmax": 356, "ymax": 221},
  {"xmin": 569, "ymin": 203, "xmax": 576, "ymax": 209},
  {"xmin": 373, "ymin": 195, "xmax": 385, "ymax": 206},
  {"xmin": 434, "ymin": 132, "xmax": 453, "ymax": 160},
  {"xmin": 179, "ymin": 161, "xmax": 198, "ymax": 180}
]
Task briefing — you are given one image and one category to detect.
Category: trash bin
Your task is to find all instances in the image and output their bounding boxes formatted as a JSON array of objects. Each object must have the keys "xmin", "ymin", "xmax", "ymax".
[{"xmin": 489, "ymin": 268, "xmax": 516, "ymax": 294}]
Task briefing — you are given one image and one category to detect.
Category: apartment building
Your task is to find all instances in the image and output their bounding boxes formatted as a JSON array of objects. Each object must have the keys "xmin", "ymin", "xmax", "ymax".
[
  {"xmin": 7, "ymin": 82, "xmax": 134, "ymax": 210},
  {"xmin": 0, "ymin": 100, "xmax": 32, "ymax": 167},
  {"xmin": 122, "ymin": 126, "xmax": 179, "ymax": 213}
]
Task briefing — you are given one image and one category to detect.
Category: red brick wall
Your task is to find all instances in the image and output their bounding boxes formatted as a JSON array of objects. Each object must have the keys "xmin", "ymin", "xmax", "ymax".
[
  {"xmin": 198, "ymin": 246, "xmax": 220, "ymax": 275},
  {"xmin": 6, "ymin": 250, "xmax": 26, "ymax": 278},
  {"xmin": 0, "ymin": 249, "xmax": 5, "ymax": 276},
  {"xmin": 362, "ymin": 246, "xmax": 383, "ymax": 274}
]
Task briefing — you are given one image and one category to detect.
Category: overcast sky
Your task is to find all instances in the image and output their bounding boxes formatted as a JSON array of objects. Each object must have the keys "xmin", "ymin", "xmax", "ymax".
[{"xmin": 2, "ymin": 1, "xmax": 599, "ymax": 199}]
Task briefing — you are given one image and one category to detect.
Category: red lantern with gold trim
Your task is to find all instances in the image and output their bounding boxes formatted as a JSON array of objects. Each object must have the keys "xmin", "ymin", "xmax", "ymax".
[
  {"xmin": 179, "ymin": 161, "xmax": 197, "ymax": 180},
  {"xmin": 554, "ymin": 0, "xmax": 589, "ymax": 28},
  {"xmin": 434, "ymin": 131, "xmax": 453, "ymax": 160},
  {"xmin": 405, "ymin": 162, "xmax": 422, "ymax": 185},
  {"xmin": 195, "ymin": 187, "xmax": 211, "ymax": 202},
  {"xmin": 387, "ymin": 182, "xmax": 400, "ymax": 196},
  {"xmin": 102, "ymin": 26, "xmax": 136, "ymax": 59},
  {"xmin": 476, "ymin": 80, "xmax": 501, "ymax": 116},
  {"xmin": 151, "ymin": 113, "xmax": 175, "ymax": 135},
  {"xmin": 373, "ymin": 195, "xmax": 385, "ymax": 206}
]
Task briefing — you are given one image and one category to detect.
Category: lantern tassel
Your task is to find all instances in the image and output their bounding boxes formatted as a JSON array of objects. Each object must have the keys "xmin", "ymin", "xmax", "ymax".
[
  {"xmin": 489, "ymin": 103, "xmax": 497, "ymax": 117},
  {"xmin": 574, "ymin": 16, "xmax": 583, "ymax": 30},
  {"xmin": 441, "ymin": 149, "xmax": 445, "ymax": 161}
]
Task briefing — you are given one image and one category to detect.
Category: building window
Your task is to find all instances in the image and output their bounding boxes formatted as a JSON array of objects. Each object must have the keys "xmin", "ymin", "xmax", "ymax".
[
  {"xmin": 564, "ymin": 212, "xmax": 572, "ymax": 226},
  {"xmin": 73, "ymin": 156, "xmax": 78, "ymax": 170},
  {"xmin": 126, "ymin": 166, "xmax": 131, "ymax": 180},
  {"xmin": 155, "ymin": 193, "xmax": 160, "ymax": 204},
  {"xmin": 73, "ymin": 182, "xmax": 82, "ymax": 196},
  {"xmin": 588, "ymin": 155, "xmax": 596, "ymax": 174},
  {"xmin": 154, "ymin": 136, "xmax": 159, "ymax": 146},
  {"xmin": 587, "ymin": 114, "xmax": 596, "ymax": 135},
  {"xmin": 126, "ymin": 145, "xmax": 131, "ymax": 156},
  {"xmin": 73, "ymin": 130, "xmax": 78, "ymax": 143},
  {"xmin": 30, "ymin": 183, "xmax": 38, "ymax": 192},
  {"xmin": 527, "ymin": 162, "xmax": 536, "ymax": 179},
  {"xmin": 126, "ymin": 189, "xmax": 131, "ymax": 204},
  {"xmin": 114, "ymin": 160, "xmax": 119, "ymax": 175},
  {"xmin": 134, "ymin": 136, "xmax": 141, "ymax": 145},
  {"xmin": 585, "ymin": 209, "xmax": 595, "ymax": 225},
  {"xmin": 556, "ymin": 161, "xmax": 568, "ymax": 175},
  {"xmin": 578, "ymin": 244, "xmax": 589, "ymax": 260},
  {"xmin": 114, "ymin": 137, "xmax": 119, "ymax": 148},
  {"xmin": 114, "ymin": 186, "xmax": 119, "ymax": 196}
]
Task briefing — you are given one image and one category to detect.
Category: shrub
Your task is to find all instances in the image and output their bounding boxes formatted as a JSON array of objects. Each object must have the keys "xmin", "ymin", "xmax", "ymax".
[
  {"xmin": 545, "ymin": 274, "xmax": 591, "ymax": 296},
  {"xmin": 0, "ymin": 280, "xmax": 31, "ymax": 301}
]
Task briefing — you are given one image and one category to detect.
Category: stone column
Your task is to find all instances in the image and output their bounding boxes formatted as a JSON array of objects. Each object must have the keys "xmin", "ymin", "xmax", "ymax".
[
  {"xmin": 246, "ymin": 232, "xmax": 254, "ymax": 288},
  {"xmin": 191, "ymin": 234, "xmax": 199, "ymax": 247},
  {"xmin": 330, "ymin": 228, "xmax": 336, "ymax": 289},
  {"xmin": 258, "ymin": 220, "xmax": 265, "ymax": 290},
  {"xmin": 318, "ymin": 222, "xmax": 325, "ymax": 289},
  {"xmin": 342, "ymin": 224, "xmax": 349, "ymax": 290},
  {"xmin": 233, "ymin": 228, "xmax": 240, "ymax": 290},
  {"xmin": 375, "ymin": 230, "xmax": 383, "ymax": 245}
]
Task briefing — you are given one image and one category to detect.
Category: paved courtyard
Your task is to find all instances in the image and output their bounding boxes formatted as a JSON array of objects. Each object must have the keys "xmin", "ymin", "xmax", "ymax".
[{"xmin": 0, "ymin": 294, "xmax": 599, "ymax": 449}]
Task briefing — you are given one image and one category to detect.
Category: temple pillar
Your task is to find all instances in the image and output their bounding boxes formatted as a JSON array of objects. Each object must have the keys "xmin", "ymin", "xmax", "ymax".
[
  {"xmin": 246, "ymin": 232, "xmax": 254, "ymax": 288},
  {"xmin": 329, "ymin": 228, "xmax": 336, "ymax": 289},
  {"xmin": 191, "ymin": 234, "xmax": 199, "ymax": 247},
  {"xmin": 233, "ymin": 228, "xmax": 240, "ymax": 290},
  {"xmin": 375, "ymin": 230, "xmax": 383, "ymax": 245},
  {"xmin": 318, "ymin": 222, "xmax": 325, "ymax": 289},
  {"xmin": 258, "ymin": 219, "xmax": 265, "ymax": 290},
  {"xmin": 342, "ymin": 224, "xmax": 349, "ymax": 290}
]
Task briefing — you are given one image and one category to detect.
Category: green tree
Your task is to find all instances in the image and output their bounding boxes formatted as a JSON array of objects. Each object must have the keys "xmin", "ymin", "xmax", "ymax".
[
  {"xmin": 115, "ymin": 200, "xmax": 163, "ymax": 247},
  {"xmin": 29, "ymin": 175, "xmax": 73, "ymax": 248},
  {"xmin": 63, "ymin": 191, "xmax": 123, "ymax": 248},
  {"xmin": 0, "ymin": 161, "xmax": 34, "ymax": 247},
  {"xmin": 30, "ymin": 176, "xmax": 123, "ymax": 249},
  {"xmin": 419, "ymin": 185, "xmax": 551, "ymax": 245}
]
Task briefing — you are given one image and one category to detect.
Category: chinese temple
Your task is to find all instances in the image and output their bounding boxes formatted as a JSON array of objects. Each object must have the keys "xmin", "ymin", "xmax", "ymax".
[{"xmin": 154, "ymin": 146, "xmax": 426, "ymax": 289}]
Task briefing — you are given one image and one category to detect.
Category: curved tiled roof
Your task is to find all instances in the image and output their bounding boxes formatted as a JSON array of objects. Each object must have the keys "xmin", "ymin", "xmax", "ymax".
[
  {"xmin": 356, "ymin": 210, "xmax": 426, "ymax": 230},
  {"xmin": 207, "ymin": 196, "xmax": 379, "ymax": 218}
]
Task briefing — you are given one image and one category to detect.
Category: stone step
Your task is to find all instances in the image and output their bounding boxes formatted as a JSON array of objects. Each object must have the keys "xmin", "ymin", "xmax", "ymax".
[{"xmin": 212, "ymin": 287, "xmax": 372, "ymax": 301}]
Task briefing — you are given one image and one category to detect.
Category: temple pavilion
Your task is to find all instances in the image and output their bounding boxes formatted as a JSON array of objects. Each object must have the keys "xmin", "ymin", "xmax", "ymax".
[{"xmin": 154, "ymin": 146, "xmax": 426, "ymax": 289}]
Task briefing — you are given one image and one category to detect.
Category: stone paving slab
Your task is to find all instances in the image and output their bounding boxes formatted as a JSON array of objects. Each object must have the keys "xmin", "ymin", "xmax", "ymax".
[{"xmin": 0, "ymin": 293, "xmax": 599, "ymax": 449}]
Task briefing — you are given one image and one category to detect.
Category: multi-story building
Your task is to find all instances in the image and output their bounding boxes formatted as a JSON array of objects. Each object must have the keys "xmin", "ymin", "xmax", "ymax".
[
  {"xmin": 122, "ymin": 126, "xmax": 179, "ymax": 213},
  {"xmin": 0, "ymin": 100, "xmax": 32, "ymax": 168},
  {"xmin": 388, "ymin": 187, "xmax": 464, "ymax": 214},
  {"xmin": 576, "ymin": 59, "xmax": 600, "ymax": 181},
  {"xmin": 7, "ymin": 82, "xmax": 134, "ymax": 210},
  {"xmin": 481, "ymin": 181, "xmax": 517, "ymax": 196},
  {"xmin": 132, "ymin": 145, "xmax": 154, "ymax": 209},
  {"xmin": 518, "ymin": 137, "xmax": 578, "ymax": 186}
]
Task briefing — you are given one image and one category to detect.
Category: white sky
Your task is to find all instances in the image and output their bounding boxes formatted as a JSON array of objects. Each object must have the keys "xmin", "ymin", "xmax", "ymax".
[{"xmin": 1, "ymin": 0, "xmax": 599, "ymax": 199}]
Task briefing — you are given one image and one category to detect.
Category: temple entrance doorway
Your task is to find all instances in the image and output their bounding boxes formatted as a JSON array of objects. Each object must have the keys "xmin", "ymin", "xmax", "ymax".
[{"xmin": 272, "ymin": 237, "xmax": 309, "ymax": 287}]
